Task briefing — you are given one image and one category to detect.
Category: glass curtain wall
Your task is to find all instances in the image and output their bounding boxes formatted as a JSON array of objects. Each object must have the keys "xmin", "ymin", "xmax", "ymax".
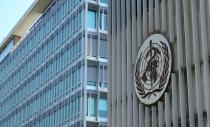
[{"xmin": 0, "ymin": 0, "xmax": 84, "ymax": 126}]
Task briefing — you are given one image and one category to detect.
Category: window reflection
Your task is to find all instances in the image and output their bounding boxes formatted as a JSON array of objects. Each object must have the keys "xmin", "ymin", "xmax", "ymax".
[{"xmin": 88, "ymin": 10, "xmax": 96, "ymax": 29}]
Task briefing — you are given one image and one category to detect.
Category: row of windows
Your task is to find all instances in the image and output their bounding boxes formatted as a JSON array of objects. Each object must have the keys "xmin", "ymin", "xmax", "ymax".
[
  {"xmin": 0, "ymin": 0, "xmax": 83, "ymax": 83},
  {"xmin": 0, "ymin": 34, "xmax": 83, "ymax": 105},
  {"xmin": 0, "ymin": 65, "xmax": 83, "ymax": 126},
  {"xmin": 88, "ymin": 9, "xmax": 108, "ymax": 31},
  {"xmin": 0, "ymin": 9, "xmax": 84, "ymax": 101},
  {"xmin": 0, "ymin": 95, "xmax": 82, "ymax": 127},
  {"xmin": 28, "ymin": 97, "xmax": 81, "ymax": 127},
  {"xmin": 0, "ymin": 41, "xmax": 13, "ymax": 63},
  {"xmin": 0, "ymin": 38, "xmax": 83, "ymax": 118}
]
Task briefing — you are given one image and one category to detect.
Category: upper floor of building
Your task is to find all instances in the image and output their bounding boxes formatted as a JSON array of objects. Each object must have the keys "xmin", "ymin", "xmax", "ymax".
[
  {"xmin": 0, "ymin": 0, "xmax": 108, "ymax": 65},
  {"xmin": 0, "ymin": 0, "xmax": 107, "ymax": 86}
]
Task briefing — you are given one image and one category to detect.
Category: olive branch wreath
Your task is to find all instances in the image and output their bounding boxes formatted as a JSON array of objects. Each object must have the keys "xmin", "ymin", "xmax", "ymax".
[{"xmin": 135, "ymin": 41, "xmax": 170, "ymax": 99}]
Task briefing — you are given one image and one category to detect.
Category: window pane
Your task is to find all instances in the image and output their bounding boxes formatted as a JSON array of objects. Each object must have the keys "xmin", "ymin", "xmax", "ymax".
[
  {"xmin": 88, "ymin": 10, "xmax": 96, "ymax": 29},
  {"xmin": 100, "ymin": 13, "xmax": 102, "ymax": 30},
  {"xmin": 87, "ymin": 81, "xmax": 97, "ymax": 86},
  {"xmin": 104, "ymin": 67, "xmax": 108, "ymax": 83},
  {"xmin": 92, "ymin": 38, "xmax": 98, "ymax": 57},
  {"xmin": 90, "ymin": 97, "xmax": 96, "ymax": 116},
  {"xmin": 87, "ymin": 66, "xmax": 97, "ymax": 81},
  {"xmin": 79, "ymin": 11, "xmax": 83, "ymax": 26},
  {"xmin": 100, "ymin": 40, "xmax": 107, "ymax": 58},
  {"xmin": 78, "ymin": 97, "xmax": 81, "ymax": 113},
  {"xmin": 104, "ymin": 13, "xmax": 108, "ymax": 31},
  {"xmin": 87, "ymin": 37, "xmax": 91, "ymax": 56},
  {"xmin": 86, "ymin": 98, "xmax": 88, "ymax": 116},
  {"xmin": 100, "ymin": 0, "xmax": 108, "ymax": 4},
  {"xmin": 99, "ymin": 98, "xmax": 107, "ymax": 117},
  {"xmin": 99, "ymin": 66, "xmax": 103, "ymax": 83}
]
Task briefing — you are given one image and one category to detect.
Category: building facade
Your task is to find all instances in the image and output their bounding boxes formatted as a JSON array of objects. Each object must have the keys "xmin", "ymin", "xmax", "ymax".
[
  {"xmin": 108, "ymin": 0, "xmax": 210, "ymax": 127},
  {"xmin": 0, "ymin": 0, "xmax": 108, "ymax": 127}
]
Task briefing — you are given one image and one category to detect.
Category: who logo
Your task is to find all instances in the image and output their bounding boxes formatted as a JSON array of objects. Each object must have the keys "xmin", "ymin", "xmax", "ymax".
[{"xmin": 134, "ymin": 34, "xmax": 172, "ymax": 105}]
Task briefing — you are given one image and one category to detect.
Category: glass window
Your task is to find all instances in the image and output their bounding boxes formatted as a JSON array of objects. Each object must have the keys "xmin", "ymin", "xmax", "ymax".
[
  {"xmin": 92, "ymin": 38, "xmax": 98, "ymax": 57},
  {"xmin": 88, "ymin": 10, "xmax": 96, "ymax": 29},
  {"xmin": 73, "ymin": 99, "xmax": 76, "ymax": 115},
  {"xmin": 75, "ymin": 41, "xmax": 78, "ymax": 56},
  {"xmin": 100, "ymin": 12, "xmax": 107, "ymax": 31},
  {"xmin": 100, "ymin": 0, "xmax": 108, "ymax": 4},
  {"xmin": 100, "ymin": 40, "xmax": 107, "ymax": 58},
  {"xmin": 68, "ymin": 102, "xmax": 71, "ymax": 117},
  {"xmin": 100, "ymin": 12, "xmax": 103, "ymax": 30},
  {"xmin": 77, "ymin": 67, "xmax": 81, "ymax": 84},
  {"xmin": 79, "ymin": 11, "xmax": 83, "ymax": 27},
  {"xmin": 68, "ymin": 74, "xmax": 71, "ymax": 91},
  {"xmin": 78, "ymin": 38, "xmax": 82, "ymax": 54},
  {"xmin": 65, "ymin": 104, "xmax": 68, "ymax": 119},
  {"xmin": 99, "ymin": 98, "xmax": 107, "ymax": 118},
  {"xmin": 71, "ymin": 100, "xmax": 74, "ymax": 116},
  {"xmin": 90, "ymin": 97, "xmax": 96, "ymax": 117},
  {"xmin": 104, "ymin": 13, "xmax": 108, "ymax": 31},
  {"xmin": 99, "ymin": 66, "xmax": 103, "ymax": 86},
  {"xmin": 87, "ymin": 66, "xmax": 97, "ymax": 82},
  {"xmin": 86, "ymin": 98, "xmax": 88, "ymax": 116},
  {"xmin": 78, "ymin": 96, "xmax": 81, "ymax": 113},
  {"xmin": 104, "ymin": 67, "xmax": 108, "ymax": 83},
  {"xmin": 74, "ymin": 70, "xmax": 77, "ymax": 86},
  {"xmin": 87, "ymin": 81, "xmax": 97, "ymax": 87},
  {"xmin": 87, "ymin": 37, "xmax": 91, "ymax": 56}
]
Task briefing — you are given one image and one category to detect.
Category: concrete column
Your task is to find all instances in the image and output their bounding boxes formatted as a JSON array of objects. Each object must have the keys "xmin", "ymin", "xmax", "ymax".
[
  {"xmin": 176, "ymin": 0, "xmax": 187, "ymax": 126},
  {"xmin": 199, "ymin": 0, "xmax": 210, "ymax": 126},
  {"xmin": 126, "ymin": 0, "xmax": 133, "ymax": 126},
  {"xmin": 149, "ymin": 0, "xmax": 154, "ymax": 33},
  {"xmin": 158, "ymin": 102, "xmax": 163, "ymax": 127},
  {"xmin": 121, "ymin": 0, "xmax": 127, "ymax": 127},
  {"xmin": 168, "ymin": 0, "xmax": 175, "ymax": 42},
  {"xmin": 172, "ymin": 74, "xmax": 178, "ymax": 127},
  {"xmin": 165, "ymin": 92, "xmax": 171, "ymax": 127},
  {"xmin": 116, "ymin": 0, "xmax": 122, "ymax": 127},
  {"xmin": 161, "ymin": 0, "xmax": 167, "ymax": 32},
  {"xmin": 111, "ymin": 0, "xmax": 117, "ymax": 126},
  {"xmin": 191, "ymin": 0, "xmax": 204, "ymax": 126},
  {"xmin": 155, "ymin": 0, "xmax": 160, "ymax": 30},
  {"xmin": 183, "ymin": 0, "xmax": 195, "ymax": 126}
]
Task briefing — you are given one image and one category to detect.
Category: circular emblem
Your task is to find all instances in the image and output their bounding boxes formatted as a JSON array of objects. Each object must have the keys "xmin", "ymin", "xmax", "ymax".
[{"xmin": 134, "ymin": 34, "xmax": 172, "ymax": 105}]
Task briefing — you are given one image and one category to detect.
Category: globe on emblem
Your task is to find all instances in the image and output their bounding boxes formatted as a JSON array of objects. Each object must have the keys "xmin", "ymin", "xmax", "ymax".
[{"xmin": 134, "ymin": 34, "xmax": 172, "ymax": 105}]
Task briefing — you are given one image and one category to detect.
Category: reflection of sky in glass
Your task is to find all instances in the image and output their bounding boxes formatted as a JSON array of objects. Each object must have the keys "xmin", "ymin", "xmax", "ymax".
[
  {"xmin": 88, "ymin": 10, "xmax": 96, "ymax": 29},
  {"xmin": 100, "ymin": 0, "xmax": 106, "ymax": 4},
  {"xmin": 99, "ymin": 99, "xmax": 107, "ymax": 110},
  {"xmin": 0, "ymin": 0, "xmax": 35, "ymax": 44},
  {"xmin": 90, "ymin": 97, "xmax": 96, "ymax": 116},
  {"xmin": 104, "ymin": 13, "xmax": 108, "ymax": 30},
  {"xmin": 99, "ymin": 98, "xmax": 108, "ymax": 117}
]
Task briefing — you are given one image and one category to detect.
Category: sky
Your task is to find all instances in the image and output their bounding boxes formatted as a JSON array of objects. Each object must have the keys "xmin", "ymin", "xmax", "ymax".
[{"xmin": 0, "ymin": 0, "xmax": 35, "ymax": 44}]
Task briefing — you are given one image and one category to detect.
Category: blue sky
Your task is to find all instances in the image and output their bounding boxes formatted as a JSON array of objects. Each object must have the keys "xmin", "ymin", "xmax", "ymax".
[{"xmin": 0, "ymin": 0, "xmax": 35, "ymax": 44}]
